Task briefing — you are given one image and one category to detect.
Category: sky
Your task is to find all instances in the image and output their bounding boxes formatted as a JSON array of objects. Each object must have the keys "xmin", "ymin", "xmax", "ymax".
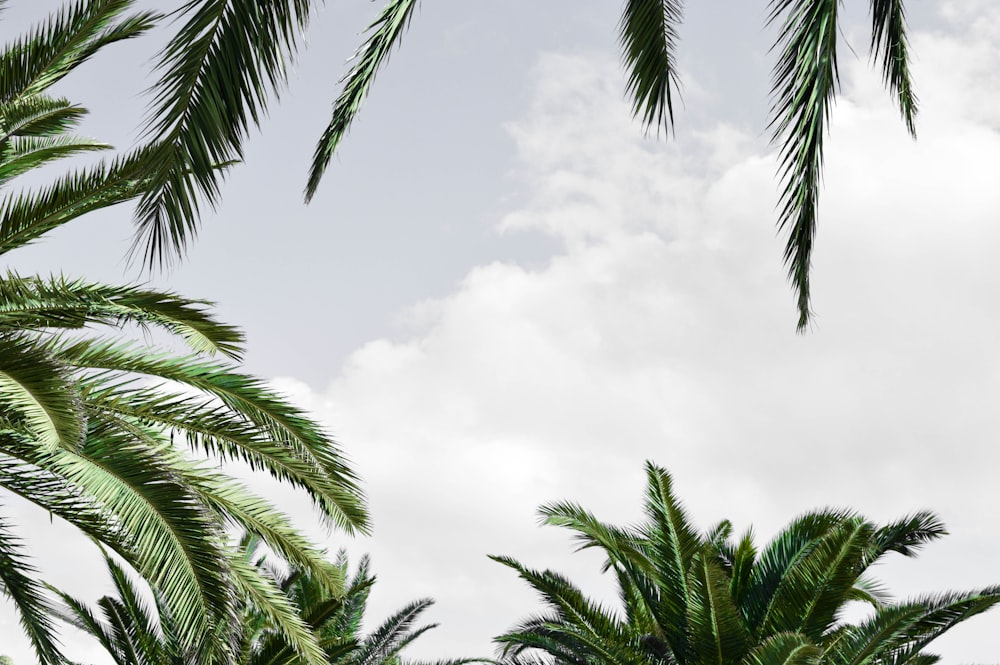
[{"xmin": 2, "ymin": 0, "xmax": 1000, "ymax": 663}]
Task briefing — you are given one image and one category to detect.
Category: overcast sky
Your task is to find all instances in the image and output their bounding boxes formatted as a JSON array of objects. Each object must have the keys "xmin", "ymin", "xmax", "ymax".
[{"xmin": 2, "ymin": 1, "xmax": 999, "ymax": 663}]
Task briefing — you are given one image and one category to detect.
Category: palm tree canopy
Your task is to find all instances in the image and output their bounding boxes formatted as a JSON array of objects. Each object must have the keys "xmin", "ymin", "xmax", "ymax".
[
  {"xmin": 57, "ymin": 541, "xmax": 482, "ymax": 665},
  {"xmin": 0, "ymin": 2, "xmax": 368, "ymax": 662},
  {"xmin": 130, "ymin": 0, "xmax": 918, "ymax": 329},
  {"xmin": 493, "ymin": 462, "xmax": 999, "ymax": 665}
]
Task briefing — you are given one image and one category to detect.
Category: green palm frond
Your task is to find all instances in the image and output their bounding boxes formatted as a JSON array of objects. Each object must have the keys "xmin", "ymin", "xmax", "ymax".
[
  {"xmin": 230, "ymin": 555, "xmax": 328, "ymax": 665},
  {"xmin": 758, "ymin": 518, "xmax": 873, "ymax": 641},
  {"xmin": 767, "ymin": 0, "xmax": 841, "ymax": 330},
  {"xmin": 0, "ymin": 134, "xmax": 110, "ymax": 184},
  {"xmin": 0, "ymin": 0, "xmax": 157, "ymax": 104},
  {"xmin": 738, "ymin": 632, "xmax": 822, "ymax": 665},
  {"xmin": 53, "ymin": 338, "xmax": 369, "ymax": 533},
  {"xmin": 686, "ymin": 546, "xmax": 750, "ymax": 665},
  {"xmin": 135, "ymin": 0, "xmax": 315, "ymax": 267},
  {"xmin": 0, "ymin": 333, "xmax": 85, "ymax": 451},
  {"xmin": 0, "ymin": 275, "xmax": 243, "ymax": 358},
  {"xmin": 863, "ymin": 511, "xmax": 946, "ymax": 566},
  {"xmin": 742, "ymin": 509, "xmax": 854, "ymax": 635},
  {"xmin": 497, "ymin": 463, "xmax": 998, "ymax": 665},
  {"xmin": 0, "ymin": 145, "xmax": 156, "ymax": 255},
  {"xmin": 44, "ymin": 417, "xmax": 235, "ymax": 650},
  {"xmin": 619, "ymin": 0, "xmax": 682, "ymax": 134},
  {"xmin": 305, "ymin": 0, "xmax": 418, "ymax": 202},
  {"xmin": 870, "ymin": 0, "xmax": 917, "ymax": 135},
  {"xmin": 0, "ymin": 513, "xmax": 63, "ymax": 665},
  {"xmin": 0, "ymin": 95, "xmax": 87, "ymax": 142}
]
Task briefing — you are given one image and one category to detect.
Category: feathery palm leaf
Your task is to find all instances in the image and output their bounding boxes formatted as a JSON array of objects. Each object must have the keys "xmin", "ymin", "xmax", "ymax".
[
  {"xmin": 305, "ymin": 0, "xmax": 418, "ymax": 202},
  {"xmin": 618, "ymin": 0, "xmax": 682, "ymax": 134},
  {"xmin": 135, "ymin": 0, "xmax": 315, "ymax": 266}
]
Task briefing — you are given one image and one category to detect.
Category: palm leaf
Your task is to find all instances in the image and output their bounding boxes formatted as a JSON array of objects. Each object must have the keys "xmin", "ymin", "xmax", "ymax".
[
  {"xmin": 0, "ymin": 145, "xmax": 157, "ymax": 255},
  {"xmin": 135, "ymin": 0, "xmax": 315, "ymax": 267},
  {"xmin": 618, "ymin": 0, "xmax": 682, "ymax": 133},
  {"xmin": 686, "ymin": 546, "xmax": 750, "ymax": 665},
  {"xmin": 305, "ymin": 0, "xmax": 418, "ymax": 202},
  {"xmin": 0, "ymin": 513, "xmax": 63, "ymax": 665},
  {"xmin": 0, "ymin": 333, "xmax": 85, "ymax": 451},
  {"xmin": 767, "ymin": 0, "xmax": 841, "ymax": 330},
  {"xmin": 0, "ymin": 95, "xmax": 87, "ymax": 142},
  {"xmin": 738, "ymin": 632, "xmax": 822, "ymax": 665},
  {"xmin": 0, "ymin": 274, "xmax": 243, "ymax": 358},
  {"xmin": 870, "ymin": 0, "xmax": 917, "ymax": 135},
  {"xmin": 53, "ymin": 337, "xmax": 369, "ymax": 533},
  {"xmin": 0, "ymin": 0, "xmax": 157, "ymax": 104},
  {"xmin": 0, "ymin": 134, "xmax": 110, "ymax": 184}
]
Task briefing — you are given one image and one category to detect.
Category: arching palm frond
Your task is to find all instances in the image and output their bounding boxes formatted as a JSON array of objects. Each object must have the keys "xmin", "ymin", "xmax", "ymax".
[
  {"xmin": 60, "ymin": 546, "xmax": 473, "ymax": 665},
  {"xmin": 0, "ymin": 0, "xmax": 157, "ymax": 104}
]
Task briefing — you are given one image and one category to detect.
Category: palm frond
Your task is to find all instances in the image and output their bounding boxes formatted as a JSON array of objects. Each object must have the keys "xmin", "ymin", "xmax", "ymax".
[
  {"xmin": 0, "ymin": 145, "xmax": 156, "ymax": 255},
  {"xmin": 229, "ymin": 554, "xmax": 327, "ymax": 665},
  {"xmin": 758, "ymin": 519, "xmax": 872, "ymax": 641},
  {"xmin": 767, "ymin": 0, "xmax": 841, "ymax": 330},
  {"xmin": 0, "ymin": 513, "xmax": 63, "ymax": 665},
  {"xmin": 135, "ymin": 0, "xmax": 315, "ymax": 267},
  {"xmin": 863, "ymin": 511, "xmax": 946, "ymax": 566},
  {"xmin": 0, "ymin": 95, "xmax": 87, "ymax": 142},
  {"xmin": 742, "ymin": 509, "xmax": 854, "ymax": 635},
  {"xmin": 0, "ymin": 274, "xmax": 243, "ymax": 358},
  {"xmin": 36, "ymin": 417, "xmax": 235, "ymax": 651},
  {"xmin": 738, "ymin": 632, "xmax": 822, "ymax": 665},
  {"xmin": 53, "ymin": 337, "xmax": 369, "ymax": 533},
  {"xmin": 305, "ymin": 0, "xmax": 418, "ymax": 202},
  {"xmin": 0, "ymin": 333, "xmax": 85, "ymax": 451},
  {"xmin": 870, "ymin": 0, "xmax": 917, "ymax": 135},
  {"xmin": 618, "ymin": 0, "xmax": 682, "ymax": 134},
  {"xmin": 0, "ymin": 0, "xmax": 157, "ymax": 104},
  {"xmin": 0, "ymin": 134, "xmax": 110, "ymax": 184},
  {"xmin": 686, "ymin": 546, "xmax": 750, "ymax": 665}
]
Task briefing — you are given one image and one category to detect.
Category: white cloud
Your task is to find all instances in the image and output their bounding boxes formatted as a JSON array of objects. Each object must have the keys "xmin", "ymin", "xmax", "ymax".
[
  {"xmin": 285, "ymin": 9, "xmax": 1000, "ymax": 664},
  {"xmin": 5, "ymin": 6, "xmax": 1000, "ymax": 664}
]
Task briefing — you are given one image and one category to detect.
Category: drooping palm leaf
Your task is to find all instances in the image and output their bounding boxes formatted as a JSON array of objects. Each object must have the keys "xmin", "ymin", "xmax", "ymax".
[
  {"xmin": 305, "ymin": 0, "xmax": 418, "ymax": 202},
  {"xmin": 870, "ymin": 0, "xmax": 917, "ymax": 135},
  {"xmin": 618, "ymin": 0, "xmax": 682, "ymax": 134},
  {"xmin": 135, "ymin": 0, "xmax": 315, "ymax": 266},
  {"xmin": 767, "ymin": 0, "xmax": 841, "ymax": 330}
]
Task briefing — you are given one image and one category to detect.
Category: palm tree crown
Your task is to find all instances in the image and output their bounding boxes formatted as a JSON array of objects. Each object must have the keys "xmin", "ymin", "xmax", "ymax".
[{"xmin": 493, "ymin": 462, "xmax": 999, "ymax": 665}]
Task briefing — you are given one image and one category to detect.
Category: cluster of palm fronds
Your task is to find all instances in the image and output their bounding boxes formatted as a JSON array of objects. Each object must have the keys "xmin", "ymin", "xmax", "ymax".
[
  {"xmin": 54, "ymin": 538, "xmax": 474, "ymax": 665},
  {"xmin": 0, "ymin": 2, "xmax": 371, "ymax": 662},
  {"xmin": 0, "ymin": 1, "xmax": 994, "ymax": 664},
  {"xmin": 493, "ymin": 463, "xmax": 1000, "ymax": 665},
  {"xmin": 122, "ymin": 0, "xmax": 917, "ymax": 329}
]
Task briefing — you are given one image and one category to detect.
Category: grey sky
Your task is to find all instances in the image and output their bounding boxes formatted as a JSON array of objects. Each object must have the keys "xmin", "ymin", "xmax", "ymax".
[{"xmin": 2, "ymin": 1, "xmax": 999, "ymax": 663}]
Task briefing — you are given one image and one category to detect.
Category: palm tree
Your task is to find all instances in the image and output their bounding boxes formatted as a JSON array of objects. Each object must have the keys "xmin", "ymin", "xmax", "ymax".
[
  {"xmin": 492, "ymin": 462, "xmax": 1000, "ymax": 665},
  {"xmin": 121, "ymin": 0, "xmax": 918, "ymax": 329},
  {"xmin": 0, "ymin": 2, "xmax": 368, "ymax": 662},
  {"xmin": 56, "ymin": 540, "xmax": 478, "ymax": 665}
]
